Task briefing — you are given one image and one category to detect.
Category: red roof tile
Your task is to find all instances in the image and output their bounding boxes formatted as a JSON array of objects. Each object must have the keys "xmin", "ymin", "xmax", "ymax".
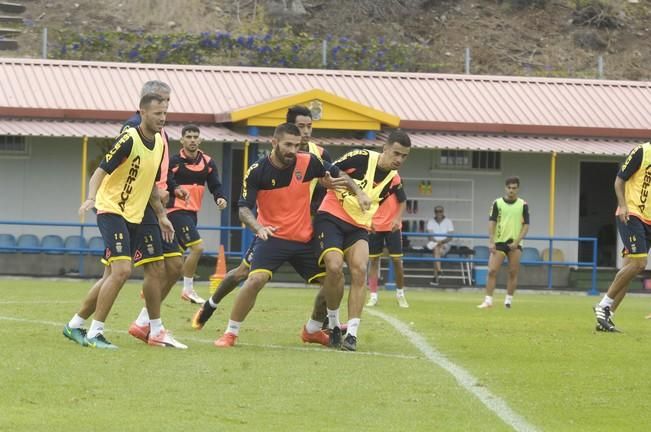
[{"xmin": 1, "ymin": 58, "xmax": 650, "ymax": 138}]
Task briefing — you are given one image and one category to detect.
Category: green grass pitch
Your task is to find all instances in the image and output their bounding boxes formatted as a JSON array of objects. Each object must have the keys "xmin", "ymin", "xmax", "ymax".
[{"xmin": 1, "ymin": 278, "xmax": 651, "ymax": 431}]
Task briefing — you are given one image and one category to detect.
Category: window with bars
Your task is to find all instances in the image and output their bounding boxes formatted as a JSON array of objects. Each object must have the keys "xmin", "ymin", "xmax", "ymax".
[
  {"xmin": 439, "ymin": 150, "xmax": 500, "ymax": 170},
  {"xmin": 0, "ymin": 135, "xmax": 28, "ymax": 156}
]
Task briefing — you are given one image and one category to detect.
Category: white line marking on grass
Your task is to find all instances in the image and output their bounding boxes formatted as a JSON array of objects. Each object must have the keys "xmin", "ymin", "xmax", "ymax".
[
  {"xmin": 0, "ymin": 300, "xmax": 80, "ymax": 305},
  {"xmin": 0, "ymin": 315, "xmax": 420, "ymax": 361},
  {"xmin": 365, "ymin": 308, "xmax": 539, "ymax": 432}
]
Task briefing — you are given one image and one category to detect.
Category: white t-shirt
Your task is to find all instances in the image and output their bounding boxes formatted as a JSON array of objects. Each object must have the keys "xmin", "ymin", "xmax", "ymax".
[{"xmin": 426, "ymin": 217, "xmax": 454, "ymax": 242}]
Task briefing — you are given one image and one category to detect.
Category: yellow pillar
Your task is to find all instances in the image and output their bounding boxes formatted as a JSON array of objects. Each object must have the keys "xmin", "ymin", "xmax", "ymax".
[
  {"xmin": 549, "ymin": 151, "xmax": 557, "ymax": 236},
  {"xmin": 80, "ymin": 136, "xmax": 88, "ymax": 223}
]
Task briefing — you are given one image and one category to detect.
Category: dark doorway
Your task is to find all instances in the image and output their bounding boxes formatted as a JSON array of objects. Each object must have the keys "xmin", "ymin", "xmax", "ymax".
[
  {"xmin": 229, "ymin": 149, "xmax": 244, "ymax": 252},
  {"xmin": 579, "ymin": 161, "xmax": 619, "ymax": 266}
]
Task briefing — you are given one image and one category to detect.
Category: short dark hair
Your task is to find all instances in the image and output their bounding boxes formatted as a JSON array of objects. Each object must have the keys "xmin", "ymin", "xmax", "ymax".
[
  {"xmin": 387, "ymin": 130, "xmax": 411, "ymax": 147},
  {"xmin": 182, "ymin": 124, "xmax": 200, "ymax": 136},
  {"xmin": 286, "ymin": 105, "xmax": 312, "ymax": 123},
  {"xmin": 505, "ymin": 176, "xmax": 520, "ymax": 186},
  {"xmin": 273, "ymin": 122, "xmax": 301, "ymax": 139},
  {"xmin": 139, "ymin": 93, "xmax": 166, "ymax": 109}
]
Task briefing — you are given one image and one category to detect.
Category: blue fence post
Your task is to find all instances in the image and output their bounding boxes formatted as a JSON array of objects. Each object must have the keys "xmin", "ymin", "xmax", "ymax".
[
  {"xmin": 79, "ymin": 224, "xmax": 85, "ymax": 277},
  {"xmin": 547, "ymin": 238, "xmax": 553, "ymax": 289},
  {"xmin": 588, "ymin": 237, "xmax": 599, "ymax": 296},
  {"xmin": 385, "ymin": 258, "xmax": 396, "ymax": 290}
]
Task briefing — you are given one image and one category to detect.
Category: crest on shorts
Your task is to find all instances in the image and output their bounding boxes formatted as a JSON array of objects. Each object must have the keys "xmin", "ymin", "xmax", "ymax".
[
  {"xmin": 115, "ymin": 242, "xmax": 123, "ymax": 254},
  {"xmin": 147, "ymin": 243, "xmax": 154, "ymax": 255},
  {"xmin": 295, "ymin": 170, "xmax": 303, "ymax": 181}
]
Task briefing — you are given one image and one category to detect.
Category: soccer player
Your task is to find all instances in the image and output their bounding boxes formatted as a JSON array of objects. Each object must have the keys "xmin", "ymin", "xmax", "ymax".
[
  {"xmin": 191, "ymin": 105, "xmax": 335, "ymax": 330},
  {"xmin": 167, "ymin": 124, "xmax": 228, "ymax": 304},
  {"xmin": 306, "ymin": 131, "xmax": 411, "ymax": 352},
  {"xmin": 63, "ymin": 81, "xmax": 189, "ymax": 349},
  {"xmin": 477, "ymin": 177, "xmax": 530, "ymax": 309},
  {"xmin": 212, "ymin": 123, "xmax": 365, "ymax": 347},
  {"xmin": 366, "ymin": 186, "xmax": 408, "ymax": 307},
  {"xmin": 595, "ymin": 143, "xmax": 651, "ymax": 331},
  {"xmin": 62, "ymin": 93, "xmax": 176, "ymax": 349}
]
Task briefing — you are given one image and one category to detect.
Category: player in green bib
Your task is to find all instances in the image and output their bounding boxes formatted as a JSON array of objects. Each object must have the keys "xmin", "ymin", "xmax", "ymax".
[{"xmin": 478, "ymin": 176, "xmax": 529, "ymax": 309}]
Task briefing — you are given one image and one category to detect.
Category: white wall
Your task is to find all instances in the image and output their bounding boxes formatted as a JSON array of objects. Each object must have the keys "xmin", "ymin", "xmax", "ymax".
[
  {"xmin": 1, "ymin": 138, "xmax": 624, "ymax": 265},
  {"xmin": 0, "ymin": 137, "xmax": 225, "ymax": 252}
]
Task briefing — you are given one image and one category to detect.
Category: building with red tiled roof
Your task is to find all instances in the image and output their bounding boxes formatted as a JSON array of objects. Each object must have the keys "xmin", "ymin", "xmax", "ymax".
[{"xmin": 0, "ymin": 57, "xmax": 644, "ymax": 276}]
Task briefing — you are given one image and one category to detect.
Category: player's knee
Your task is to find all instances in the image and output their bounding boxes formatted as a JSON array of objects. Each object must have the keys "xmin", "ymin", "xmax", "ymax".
[
  {"xmin": 508, "ymin": 269, "xmax": 519, "ymax": 278},
  {"xmin": 631, "ymin": 258, "xmax": 647, "ymax": 273},
  {"xmin": 166, "ymin": 257, "xmax": 183, "ymax": 279},
  {"xmin": 324, "ymin": 255, "xmax": 344, "ymax": 274},
  {"xmin": 233, "ymin": 264, "xmax": 250, "ymax": 281},
  {"xmin": 349, "ymin": 262, "xmax": 367, "ymax": 281},
  {"xmin": 488, "ymin": 267, "xmax": 499, "ymax": 278},
  {"xmin": 111, "ymin": 264, "xmax": 131, "ymax": 283}
]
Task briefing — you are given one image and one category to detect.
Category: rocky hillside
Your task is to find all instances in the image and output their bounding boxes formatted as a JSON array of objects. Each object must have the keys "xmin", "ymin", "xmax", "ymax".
[{"xmin": 3, "ymin": 0, "xmax": 651, "ymax": 80}]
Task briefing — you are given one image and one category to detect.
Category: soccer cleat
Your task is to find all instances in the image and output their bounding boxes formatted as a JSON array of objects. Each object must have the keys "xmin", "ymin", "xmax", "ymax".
[
  {"xmin": 128, "ymin": 321, "xmax": 150, "ymax": 343},
  {"xmin": 594, "ymin": 305, "xmax": 619, "ymax": 332},
  {"xmin": 148, "ymin": 329, "xmax": 188, "ymax": 349},
  {"xmin": 397, "ymin": 295, "xmax": 409, "ymax": 308},
  {"xmin": 85, "ymin": 333, "xmax": 118, "ymax": 349},
  {"xmin": 341, "ymin": 334, "xmax": 357, "ymax": 351},
  {"xmin": 366, "ymin": 296, "xmax": 378, "ymax": 307},
  {"xmin": 429, "ymin": 278, "xmax": 439, "ymax": 287},
  {"xmin": 477, "ymin": 301, "xmax": 493, "ymax": 309},
  {"xmin": 191, "ymin": 302, "xmax": 216, "ymax": 330},
  {"xmin": 329, "ymin": 326, "xmax": 342, "ymax": 349},
  {"xmin": 214, "ymin": 332, "xmax": 237, "ymax": 348},
  {"xmin": 504, "ymin": 302, "xmax": 512, "ymax": 309},
  {"xmin": 181, "ymin": 289, "xmax": 205, "ymax": 304},
  {"xmin": 301, "ymin": 326, "xmax": 329, "ymax": 346},
  {"xmin": 62, "ymin": 325, "xmax": 88, "ymax": 346}
]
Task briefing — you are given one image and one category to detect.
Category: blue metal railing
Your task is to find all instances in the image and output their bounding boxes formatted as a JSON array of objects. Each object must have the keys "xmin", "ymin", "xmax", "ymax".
[
  {"xmin": 0, "ymin": 220, "xmax": 250, "ymax": 277},
  {"xmin": 385, "ymin": 232, "xmax": 598, "ymax": 295}
]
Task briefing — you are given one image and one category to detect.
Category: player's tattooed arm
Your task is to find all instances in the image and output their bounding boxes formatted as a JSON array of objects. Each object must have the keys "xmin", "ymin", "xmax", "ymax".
[{"xmin": 239, "ymin": 206, "xmax": 276, "ymax": 240}]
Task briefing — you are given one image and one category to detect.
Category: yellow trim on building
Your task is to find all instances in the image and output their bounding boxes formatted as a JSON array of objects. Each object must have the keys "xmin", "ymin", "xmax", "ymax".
[{"xmin": 228, "ymin": 89, "xmax": 400, "ymax": 131}]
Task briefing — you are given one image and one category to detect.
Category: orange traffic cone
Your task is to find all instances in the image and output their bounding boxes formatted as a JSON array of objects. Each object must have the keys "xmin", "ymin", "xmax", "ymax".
[{"xmin": 209, "ymin": 244, "xmax": 227, "ymax": 294}]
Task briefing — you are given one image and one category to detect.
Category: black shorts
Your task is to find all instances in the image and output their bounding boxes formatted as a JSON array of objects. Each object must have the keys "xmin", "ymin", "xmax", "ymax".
[
  {"xmin": 495, "ymin": 241, "xmax": 522, "ymax": 256},
  {"xmin": 619, "ymin": 215, "xmax": 651, "ymax": 257},
  {"xmin": 141, "ymin": 204, "xmax": 182, "ymax": 259},
  {"xmin": 249, "ymin": 236, "xmax": 323, "ymax": 283},
  {"xmin": 168, "ymin": 210, "xmax": 202, "ymax": 250},
  {"xmin": 369, "ymin": 230, "xmax": 403, "ymax": 257},
  {"xmin": 313, "ymin": 212, "xmax": 369, "ymax": 266},
  {"xmin": 97, "ymin": 213, "xmax": 138, "ymax": 265},
  {"xmin": 242, "ymin": 236, "xmax": 258, "ymax": 268}
]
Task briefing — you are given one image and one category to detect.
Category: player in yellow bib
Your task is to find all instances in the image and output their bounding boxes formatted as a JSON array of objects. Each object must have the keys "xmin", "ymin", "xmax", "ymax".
[
  {"xmin": 595, "ymin": 143, "xmax": 651, "ymax": 331},
  {"xmin": 478, "ymin": 176, "xmax": 530, "ymax": 309},
  {"xmin": 306, "ymin": 131, "xmax": 411, "ymax": 351},
  {"xmin": 62, "ymin": 93, "xmax": 175, "ymax": 349}
]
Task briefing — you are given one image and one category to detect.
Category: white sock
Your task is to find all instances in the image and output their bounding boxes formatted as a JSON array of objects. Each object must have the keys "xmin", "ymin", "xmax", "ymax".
[
  {"xmin": 68, "ymin": 314, "xmax": 85, "ymax": 329},
  {"xmin": 484, "ymin": 295, "xmax": 493, "ymax": 305},
  {"xmin": 327, "ymin": 308, "xmax": 340, "ymax": 329},
  {"xmin": 226, "ymin": 319, "xmax": 241, "ymax": 336},
  {"xmin": 370, "ymin": 292, "xmax": 378, "ymax": 300},
  {"xmin": 505, "ymin": 295, "xmax": 513, "ymax": 304},
  {"xmin": 347, "ymin": 318, "xmax": 361, "ymax": 337},
  {"xmin": 183, "ymin": 277, "xmax": 194, "ymax": 292},
  {"xmin": 305, "ymin": 319, "xmax": 323, "ymax": 333},
  {"xmin": 135, "ymin": 307, "xmax": 149, "ymax": 326},
  {"xmin": 396, "ymin": 289, "xmax": 405, "ymax": 297},
  {"xmin": 599, "ymin": 295, "xmax": 614, "ymax": 308},
  {"xmin": 208, "ymin": 297, "xmax": 218, "ymax": 308},
  {"xmin": 150, "ymin": 318, "xmax": 164, "ymax": 336},
  {"xmin": 87, "ymin": 320, "xmax": 104, "ymax": 339}
]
